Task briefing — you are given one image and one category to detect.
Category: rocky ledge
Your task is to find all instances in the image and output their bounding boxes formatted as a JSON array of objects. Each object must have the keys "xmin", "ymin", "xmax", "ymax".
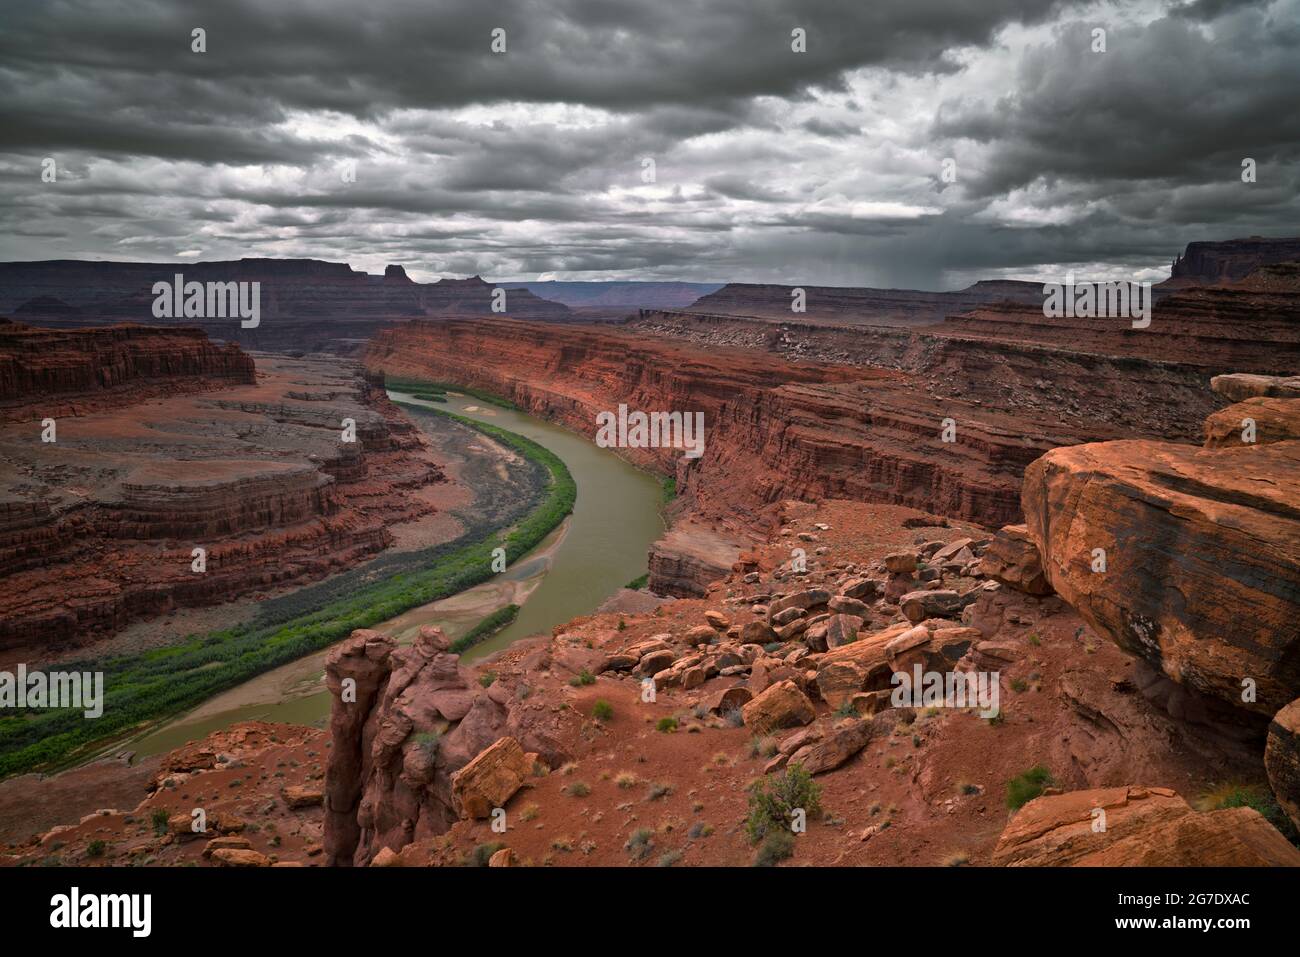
[
  {"xmin": 0, "ymin": 319, "xmax": 255, "ymax": 421},
  {"xmin": 0, "ymin": 351, "xmax": 444, "ymax": 656}
]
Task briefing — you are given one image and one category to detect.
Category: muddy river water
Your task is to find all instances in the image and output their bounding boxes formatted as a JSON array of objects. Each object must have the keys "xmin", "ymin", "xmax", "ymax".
[{"xmin": 127, "ymin": 390, "xmax": 665, "ymax": 756}]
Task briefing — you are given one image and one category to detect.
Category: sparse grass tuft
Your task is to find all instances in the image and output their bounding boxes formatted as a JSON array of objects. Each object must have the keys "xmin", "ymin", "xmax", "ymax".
[
  {"xmin": 1006, "ymin": 764, "xmax": 1054, "ymax": 810},
  {"xmin": 150, "ymin": 808, "xmax": 170, "ymax": 835},
  {"xmin": 625, "ymin": 827, "xmax": 654, "ymax": 861},
  {"xmin": 1197, "ymin": 782, "xmax": 1298, "ymax": 843},
  {"xmin": 471, "ymin": 842, "xmax": 506, "ymax": 866},
  {"xmin": 753, "ymin": 830, "xmax": 795, "ymax": 867}
]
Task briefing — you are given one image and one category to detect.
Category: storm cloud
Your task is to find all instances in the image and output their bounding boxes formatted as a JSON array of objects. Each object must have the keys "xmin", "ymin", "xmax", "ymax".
[{"xmin": 0, "ymin": 0, "xmax": 1295, "ymax": 287}]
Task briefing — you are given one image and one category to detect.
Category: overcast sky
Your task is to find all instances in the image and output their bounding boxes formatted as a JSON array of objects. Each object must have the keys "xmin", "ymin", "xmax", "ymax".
[{"xmin": 1, "ymin": 0, "xmax": 1296, "ymax": 288}]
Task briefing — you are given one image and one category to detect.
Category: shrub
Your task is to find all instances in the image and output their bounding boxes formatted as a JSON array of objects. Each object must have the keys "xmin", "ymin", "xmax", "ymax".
[
  {"xmin": 661, "ymin": 477, "xmax": 677, "ymax": 503},
  {"xmin": 412, "ymin": 731, "xmax": 441, "ymax": 760},
  {"xmin": 591, "ymin": 699, "xmax": 614, "ymax": 722},
  {"xmin": 1197, "ymin": 782, "xmax": 1299, "ymax": 843},
  {"xmin": 569, "ymin": 669, "xmax": 596, "ymax": 687},
  {"xmin": 753, "ymin": 830, "xmax": 796, "ymax": 867},
  {"xmin": 565, "ymin": 781, "xmax": 591, "ymax": 798},
  {"xmin": 150, "ymin": 808, "xmax": 170, "ymax": 835},
  {"xmin": 478, "ymin": 671, "xmax": 497, "ymax": 688},
  {"xmin": 470, "ymin": 842, "xmax": 506, "ymax": 866},
  {"xmin": 656, "ymin": 717, "xmax": 678, "ymax": 733},
  {"xmin": 86, "ymin": 840, "xmax": 107, "ymax": 858},
  {"xmin": 646, "ymin": 781, "xmax": 672, "ymax": 801},
  {"xmin": 625, "ymin": 827, "xmax": 654, "ymax": 861},
  {"xmin": 1005, "ymin": 764, "xmax": 1054, "ymax": 810},
  {"xmin": 448, "ymin": 605, "xmax": 519, "ymax": 654},
  {"xmin": 745, "ymin": 763, "xmax": 822, "ymax": 843},
  {"xmin": 656, "ymin": 849, "xmax": 683, "ymax": 867}
]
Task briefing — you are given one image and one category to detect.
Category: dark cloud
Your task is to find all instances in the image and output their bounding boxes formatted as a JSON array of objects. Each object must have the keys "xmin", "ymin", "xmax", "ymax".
[
  {"xmin": 0, "ymin": 0, "xmax": 1295, "ymax": 286},
  {"xmin": 932, "ymin": 6, "xmax": 1300, "ymax": 199}
]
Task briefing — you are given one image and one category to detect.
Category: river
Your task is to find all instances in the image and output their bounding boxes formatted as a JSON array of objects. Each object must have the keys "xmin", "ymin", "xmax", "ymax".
[{"xmin": 126, "ymin": 389, "xmax": 665, "ymax": 756}]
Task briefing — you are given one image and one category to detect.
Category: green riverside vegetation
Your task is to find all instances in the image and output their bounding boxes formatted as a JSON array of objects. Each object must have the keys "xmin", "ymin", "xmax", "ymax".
[
  {"xmin": 447, "ymin": 604, "xmax": 520, "ymax": 655},
  {"xmin": 385, "ymin": 375, "xmax": 520, "ymax": 411},
  {"xmin": 0, "ymin": 400, "xmax": 575, "ymax": 779}
]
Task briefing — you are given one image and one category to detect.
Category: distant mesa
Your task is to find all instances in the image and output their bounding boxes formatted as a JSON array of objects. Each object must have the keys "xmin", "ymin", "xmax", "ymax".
[
  {"xmin": 0, "ymin": 257, "xmax": 572, "ymax": 353},
  {"xmin": 1168, "ymin": 235, "xmax": 1300, "ymax": 285}
]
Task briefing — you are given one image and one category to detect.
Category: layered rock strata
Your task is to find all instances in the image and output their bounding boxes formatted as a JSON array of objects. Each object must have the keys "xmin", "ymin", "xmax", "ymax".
[
  {"xmin": 993, "ymin": 786, "xmax": 1300, "ymax": 866},
  {"xmin": 0, "ymin": 351, "xmax": 444, "ymax": 656},
  {"xmin": 365, "ymin": 319, "xmax": 1125, "ymax": 548},
  {"xmin": 0, "ymin": 320, "xmax": 255, "ymax": 420}
]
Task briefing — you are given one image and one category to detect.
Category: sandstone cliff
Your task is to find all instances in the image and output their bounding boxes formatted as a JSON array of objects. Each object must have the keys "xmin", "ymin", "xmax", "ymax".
[
  {"xmin": 366, "ymin": 318, "xmax": 1126, "ymax": 544},
  {"xmin": 0, "ymin": 320, "xmax": 255, "ymax": 420},
  {"xmin": 1168, "ymin": 236, "xmax": 1300, "ymax": 284},
  {"xmin": 0, "ymin": 350, "xmax": 444, "ymax": 657}
]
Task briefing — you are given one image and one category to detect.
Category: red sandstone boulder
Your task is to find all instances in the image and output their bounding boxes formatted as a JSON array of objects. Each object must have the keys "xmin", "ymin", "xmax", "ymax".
[
  {"xmin": 977, "ymin": 524, "xmax": 1052, "ymax": 595},
  {"xmin": 1021, "ymin": 422, "xmax": 1300, "ymax": 715},
  {"xmin": 785, "ymin": 718, "xmax": 873, "ymax": 775},
  {"xmin": 768, "ymin": 589, "xmax": 830, "ymax": 620},
  {"xmin": 823, "ymin": 613, "xmax": 863, "ymax": 649},
  {"xmin": 201, "ymin": 836, "xmax": 252, "ymax": 858},
  {"xmin": 1266, "ymin": 698, "xmax": 1300, "ymax": 832},
  {"xmin": 705, "ymin": 685, "xmax": 753, "ymax": 715},
  {"xmin": 450, "ymin": 736, "xmax": 537, "ymax": 819},
  {"xmin": 1210, "ymin": 372, "xmax": 1300, "ymax": 402},
  {"xmin": 814, "ymin": 621, "xmax": 979, "ymax": 708},
  {"xmin": 209, "ymin": 848, "xmax": 272, "ymax": 868},
  {"xmin": 899, "ymin": 589, "xmax": 970, "ymax": 623},
  {"xmin": 994, "ymin": 786, "xmax": 1300, "ymax": 866},
  {"xmin": 1204, "ymin": 395, "xmax": 1300, "ymax": 447},
  {"xmin": 884, "ymin": 552, "xmax": 918, "ymax": 574},
  {"xmin": 281, "ymin": 785, "xmax": 323, "ymax": 810},
  {"xmin": 742, "ymin": 680, "xmax": 816, "ymax": 735}
]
